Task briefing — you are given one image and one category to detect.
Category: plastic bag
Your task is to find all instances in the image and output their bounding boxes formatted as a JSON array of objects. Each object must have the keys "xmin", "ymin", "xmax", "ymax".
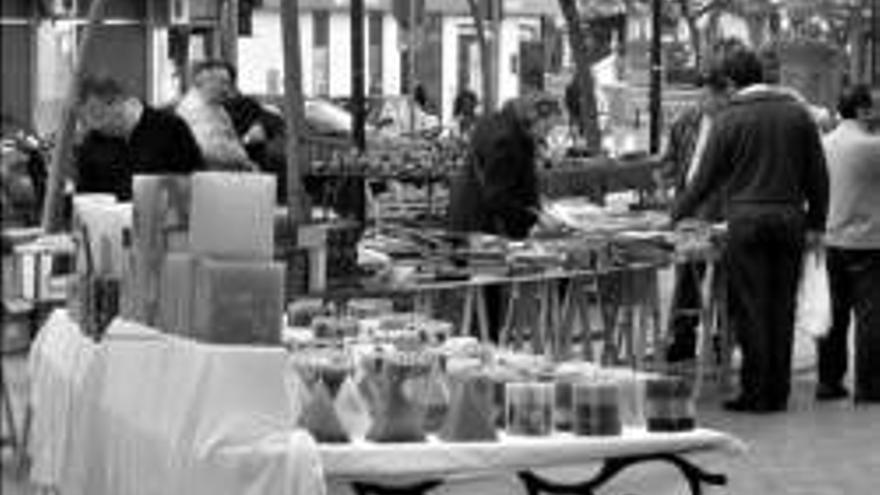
[{"xmin": 795, "ymin": 248, "xmax": 831, "ymax": 339}]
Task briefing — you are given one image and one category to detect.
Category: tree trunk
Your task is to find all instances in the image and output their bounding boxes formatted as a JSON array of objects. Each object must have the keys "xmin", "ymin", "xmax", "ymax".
[
  {"xmin": 41, "ymin": 0, "xmax": 110, "ymax": 232},
  {"xmin": 466, "ymin": 0, "xmax": 494, "ymax": 113},
  {"xmin": 675, "ymin": 0, "xmax": 703, "ymax": 72},
  {"xmin": 558, "ymin": 0, "xmax": 602, "ymax": 153},
  {"xmin": 281, "ymin": 0, "xmax": 310, "ymax": 226},
  {"xmin": 219, "ymin": 0, "xmax": 239, "ymax": 67}
]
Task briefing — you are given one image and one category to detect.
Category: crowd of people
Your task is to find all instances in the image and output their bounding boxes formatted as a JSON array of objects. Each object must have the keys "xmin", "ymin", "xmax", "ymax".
[{"xmin": 66, "ymin": 44, "xmax": 880, "ymax": 413}]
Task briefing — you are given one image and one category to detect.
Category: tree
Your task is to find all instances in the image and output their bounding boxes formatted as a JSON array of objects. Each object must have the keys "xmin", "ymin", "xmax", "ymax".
[
  {"xmin": 646, "ymin": 0, "xmax": 778, "ymax": 71},
  {"xmin": 465, "ymin": 0, "xmax": 494, "ymax": 113},
  {"xmin": 558, "ymin": 0, "xmax": 603, "ymax": 152}
]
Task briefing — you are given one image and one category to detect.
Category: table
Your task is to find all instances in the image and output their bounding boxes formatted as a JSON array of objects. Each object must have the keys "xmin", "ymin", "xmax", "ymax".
[
  {"xmin": 321, "ymin": 429, "xmax": 742, "ymax": 494},
  {"xmin": 28, "ymin": 310, "xmax": 744, "ymax": 495}
]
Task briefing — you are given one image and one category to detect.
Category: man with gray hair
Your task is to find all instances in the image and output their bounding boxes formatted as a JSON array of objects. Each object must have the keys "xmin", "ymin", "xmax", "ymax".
[{"xmin": 175, "ymin": 60, "xmax": 257, "ymax": 171}]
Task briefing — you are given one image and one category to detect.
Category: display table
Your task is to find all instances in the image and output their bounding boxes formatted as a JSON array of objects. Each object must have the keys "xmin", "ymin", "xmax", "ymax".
[
  {"xmin": 28, "ymin": 310, "xmax": 744, "ymax": 495},
  {"xmin": 319, "ymin": 428, "xmax": 742, "ymax": 492}
]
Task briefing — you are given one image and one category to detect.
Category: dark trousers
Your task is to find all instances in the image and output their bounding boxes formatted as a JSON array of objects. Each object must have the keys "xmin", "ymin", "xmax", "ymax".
[
  {"xmin": 818, "ymin": 248, "xmax": 880, "ymax": 400},
  {"xmin": 725, "ymin": 210, "xmax": 805, "ymax": 407},
  {"xmin": 669, "ymin": 261, "xmax": 707, "ymax": 345}
]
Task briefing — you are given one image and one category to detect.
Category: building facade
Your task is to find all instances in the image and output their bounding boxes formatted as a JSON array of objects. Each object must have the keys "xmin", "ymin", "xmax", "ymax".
[{"xmin": 238, "ymin": 0, "xmax": 560, "ymax": 125}]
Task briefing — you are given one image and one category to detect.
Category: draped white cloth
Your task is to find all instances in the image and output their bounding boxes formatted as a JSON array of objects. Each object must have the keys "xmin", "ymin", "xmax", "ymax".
[
  {"xmin": 29, "ymin": 310, "xmax": 743, "ymax": 495},
  {"xmin": 28, "ymin": 311, "xmax": 325, "ymax": 495}
]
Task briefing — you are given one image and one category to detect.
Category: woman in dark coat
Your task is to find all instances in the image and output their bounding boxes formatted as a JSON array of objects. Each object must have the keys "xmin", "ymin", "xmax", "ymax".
[{"xmin": 449, "ymin": 92, "xmax": 561, "ymax": 239}]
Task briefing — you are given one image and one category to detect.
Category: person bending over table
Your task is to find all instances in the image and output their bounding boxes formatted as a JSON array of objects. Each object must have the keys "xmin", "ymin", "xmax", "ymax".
[
  {"xmin": 74, "ymin": 74, "xmax": 204, "ymax": 201},
  {"xmin": 448, "ymin": 92, "xmax": 562, "ymax": 341}
]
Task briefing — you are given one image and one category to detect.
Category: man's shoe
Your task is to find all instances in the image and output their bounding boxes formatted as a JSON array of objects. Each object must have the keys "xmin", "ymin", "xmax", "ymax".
[
  {"xmin": 815, "ymin": 383, "xmax": 849, "ymax": 401},
  {"xmin": 665, "ymin": 338, "xmax": 696, "ymax": 363},
  {"xmin": 853, "ymin": 392, "xmax": 880, "ymax": 404},
  {"xmin": 723, "ymin": 397, "xmax": 787, "ymax": 414},
  {"xmin": 722, "ymin": 396, "xmax": 756, "ymax": 412}
]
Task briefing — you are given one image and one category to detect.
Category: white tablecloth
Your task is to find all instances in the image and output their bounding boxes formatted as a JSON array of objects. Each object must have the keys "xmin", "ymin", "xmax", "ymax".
[
  {"xmin": 28, "ymin": 311, "xmax": 325, "ymax": 495},
  {"xmin": 29, "ymin": 310, "xmax": 743, "ymax": 495}
]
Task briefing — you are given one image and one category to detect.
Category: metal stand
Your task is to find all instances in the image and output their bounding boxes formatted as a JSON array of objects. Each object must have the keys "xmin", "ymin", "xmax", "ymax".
[
  {"xmin": 517, "ymin": 453, "xmax": 727, "ymax": 495},
  {"xmin": 351, "ymin": 479, "xmax": 443, "ymax": 495}
]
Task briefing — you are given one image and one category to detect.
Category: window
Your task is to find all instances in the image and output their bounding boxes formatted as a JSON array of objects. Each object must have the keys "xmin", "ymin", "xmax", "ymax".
[
  {"xmin": 368, "ymin": 12, "xmax": 383, "ymax": 95},
  {"xmin": 313, "ymin": 10, "xmax": 330, "ymax": 96}
]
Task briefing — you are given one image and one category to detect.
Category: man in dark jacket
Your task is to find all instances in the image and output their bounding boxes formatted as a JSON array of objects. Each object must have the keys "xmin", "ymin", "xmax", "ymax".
[
  {"xmin": 449, "ymin": 92, "xmax": 561, "ymax": 239},
  {"xmin": 75, "ymin": 75, "xmax": 204, "ymax": 201},
  {"xmin": 671, "ymin": 47, "xmax": 829, "ymax": 413}
]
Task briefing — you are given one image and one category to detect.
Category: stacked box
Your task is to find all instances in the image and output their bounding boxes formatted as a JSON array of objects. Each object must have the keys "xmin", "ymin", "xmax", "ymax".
[
  {"xmin": 158, "ymin": 253, "xmax": 197, "ymax": 337},
  {"xmin": 68, "ymin": 195, "xmax": 132, "ymax": 338},
  {"xmin": 191, "ymin": 258, "xmax": 285, "ymax": 345},
  {"xmin": 189, "ymin": 172, "xmax": 275, "ymax": 260},
  {"xmin": 186, "ymin": 173, "xmax": 283, "ymax": 344},
  {"xmin": 128, "ymin": 172, "xmax": 284, "ymax": 345},
  {"xmin": 131, "ymin": 175, "xmax": 192, "ymax": 326}
]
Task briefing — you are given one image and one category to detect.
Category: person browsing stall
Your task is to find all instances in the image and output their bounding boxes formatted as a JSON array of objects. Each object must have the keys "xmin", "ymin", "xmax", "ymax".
[
  {"xmin": 74, "ymin": 75, "xmax": 204, "ymax": 201},
  {"xmin": 816, "ymin": 85, "xmax": 880, "ymax": 403},
  {"xmin": 449, "ymin": 92, "xmax": 562, "ymax": 239},
  {"xmin": 671, "ymin": 47, "xmax": 829, "ymax": 413}
]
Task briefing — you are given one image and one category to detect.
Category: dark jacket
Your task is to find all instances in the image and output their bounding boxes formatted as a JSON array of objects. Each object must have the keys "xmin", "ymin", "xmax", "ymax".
[
  {"xmin": 671, "ymin": 89, "xmax": 828, "ymax": 230},
  {"xmin": 75, "ymin": 105, "xmax": 204, "ymax": 201},
  {"xmin": 661, "ymin": 105, "xmax": 726, "ymax": 221},
  {"xmin": 448, "ymin": 107, "xmax": 539, "ymax": 239}
]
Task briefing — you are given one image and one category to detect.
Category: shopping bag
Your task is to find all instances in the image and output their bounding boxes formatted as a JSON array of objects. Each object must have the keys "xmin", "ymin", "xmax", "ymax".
[{"xmin": 795, "ymin": 248, "xmax": 831, "ymax": 339}]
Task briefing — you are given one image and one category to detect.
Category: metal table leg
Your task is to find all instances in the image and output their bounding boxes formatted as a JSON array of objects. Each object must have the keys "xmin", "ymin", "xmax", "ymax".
[
  {"xmin": 351, "ymin": 479, "xmax": 443, "ymax": 495},
  {"xmin": 518, "ymin": 453, "xmax": 727, "ymax": 495}
]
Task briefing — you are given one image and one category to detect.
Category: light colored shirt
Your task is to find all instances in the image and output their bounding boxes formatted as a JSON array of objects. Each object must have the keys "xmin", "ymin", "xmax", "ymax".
[
  {"xmin": 823, "ymin": 120, "xmax": 880, "ymax": 248},
  {"xmin": 176, "ymin": 90, "xmax": 252, "ymax": 171}
]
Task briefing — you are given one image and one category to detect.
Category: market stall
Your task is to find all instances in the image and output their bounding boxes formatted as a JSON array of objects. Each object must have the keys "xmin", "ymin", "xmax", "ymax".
[
  {"xmin": 305, "ymin": 141, "xmax": 664, "ymax": 223},
  {"xmin": 12, "ymin": 2, "xmax": 738, "ymax": 493}
]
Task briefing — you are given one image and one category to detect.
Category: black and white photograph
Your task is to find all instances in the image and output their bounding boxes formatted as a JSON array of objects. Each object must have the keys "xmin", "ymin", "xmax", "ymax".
[{"xmin": 2, "ymin": 1, "xmax": 879, "ymax": 494}]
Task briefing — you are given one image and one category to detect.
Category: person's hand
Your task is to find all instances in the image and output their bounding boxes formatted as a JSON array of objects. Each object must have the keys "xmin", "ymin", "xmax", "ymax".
[
  {"xmin": 805, "ymin": 230, "xmax": 824, "ymax": 250},
  {"xmin": 243, "ymin": 123, "xmax": 267, "ymax": 145}
]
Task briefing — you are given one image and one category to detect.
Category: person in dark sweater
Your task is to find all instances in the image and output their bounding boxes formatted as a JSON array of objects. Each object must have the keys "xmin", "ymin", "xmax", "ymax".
[
  {"xmin": 75, "ymin": 75, "xmax": 204, "ymax": 201},
  {"xmin": 671, "ymin": 47, "xmax": 829, "ymax": 413},
  {"xmin": 449, "ymin": 92, "xmax": 561, "ymax": 239}
]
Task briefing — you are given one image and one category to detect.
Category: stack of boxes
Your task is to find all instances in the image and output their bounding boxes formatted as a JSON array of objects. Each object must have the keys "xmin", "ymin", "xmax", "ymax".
[
  {"xmin": 131, "ymin": 172, "xmax": 284, "ymax": 345},
  {"xmin": 68, "ymin": 194, "xmax": 132, "ymax": 338}
]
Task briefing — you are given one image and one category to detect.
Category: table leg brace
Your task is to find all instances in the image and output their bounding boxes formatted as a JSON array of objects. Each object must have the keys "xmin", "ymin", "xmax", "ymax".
[
  {"xmin": 351, "ymin": 479, "xmax": 443, "ymax": 495},
  {"xmin": 517, "ymin": 453, "xmax": 727, "ymax": 495}
]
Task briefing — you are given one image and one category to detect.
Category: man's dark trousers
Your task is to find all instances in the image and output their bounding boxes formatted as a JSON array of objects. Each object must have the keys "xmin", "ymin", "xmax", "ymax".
[
  {"xmin": 726, "ymin": 209, "xmax": 805, "ymax": 408},
  {"xmin": 819, "ymin": 248, "xmax": 880, "ymax": 400}
]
